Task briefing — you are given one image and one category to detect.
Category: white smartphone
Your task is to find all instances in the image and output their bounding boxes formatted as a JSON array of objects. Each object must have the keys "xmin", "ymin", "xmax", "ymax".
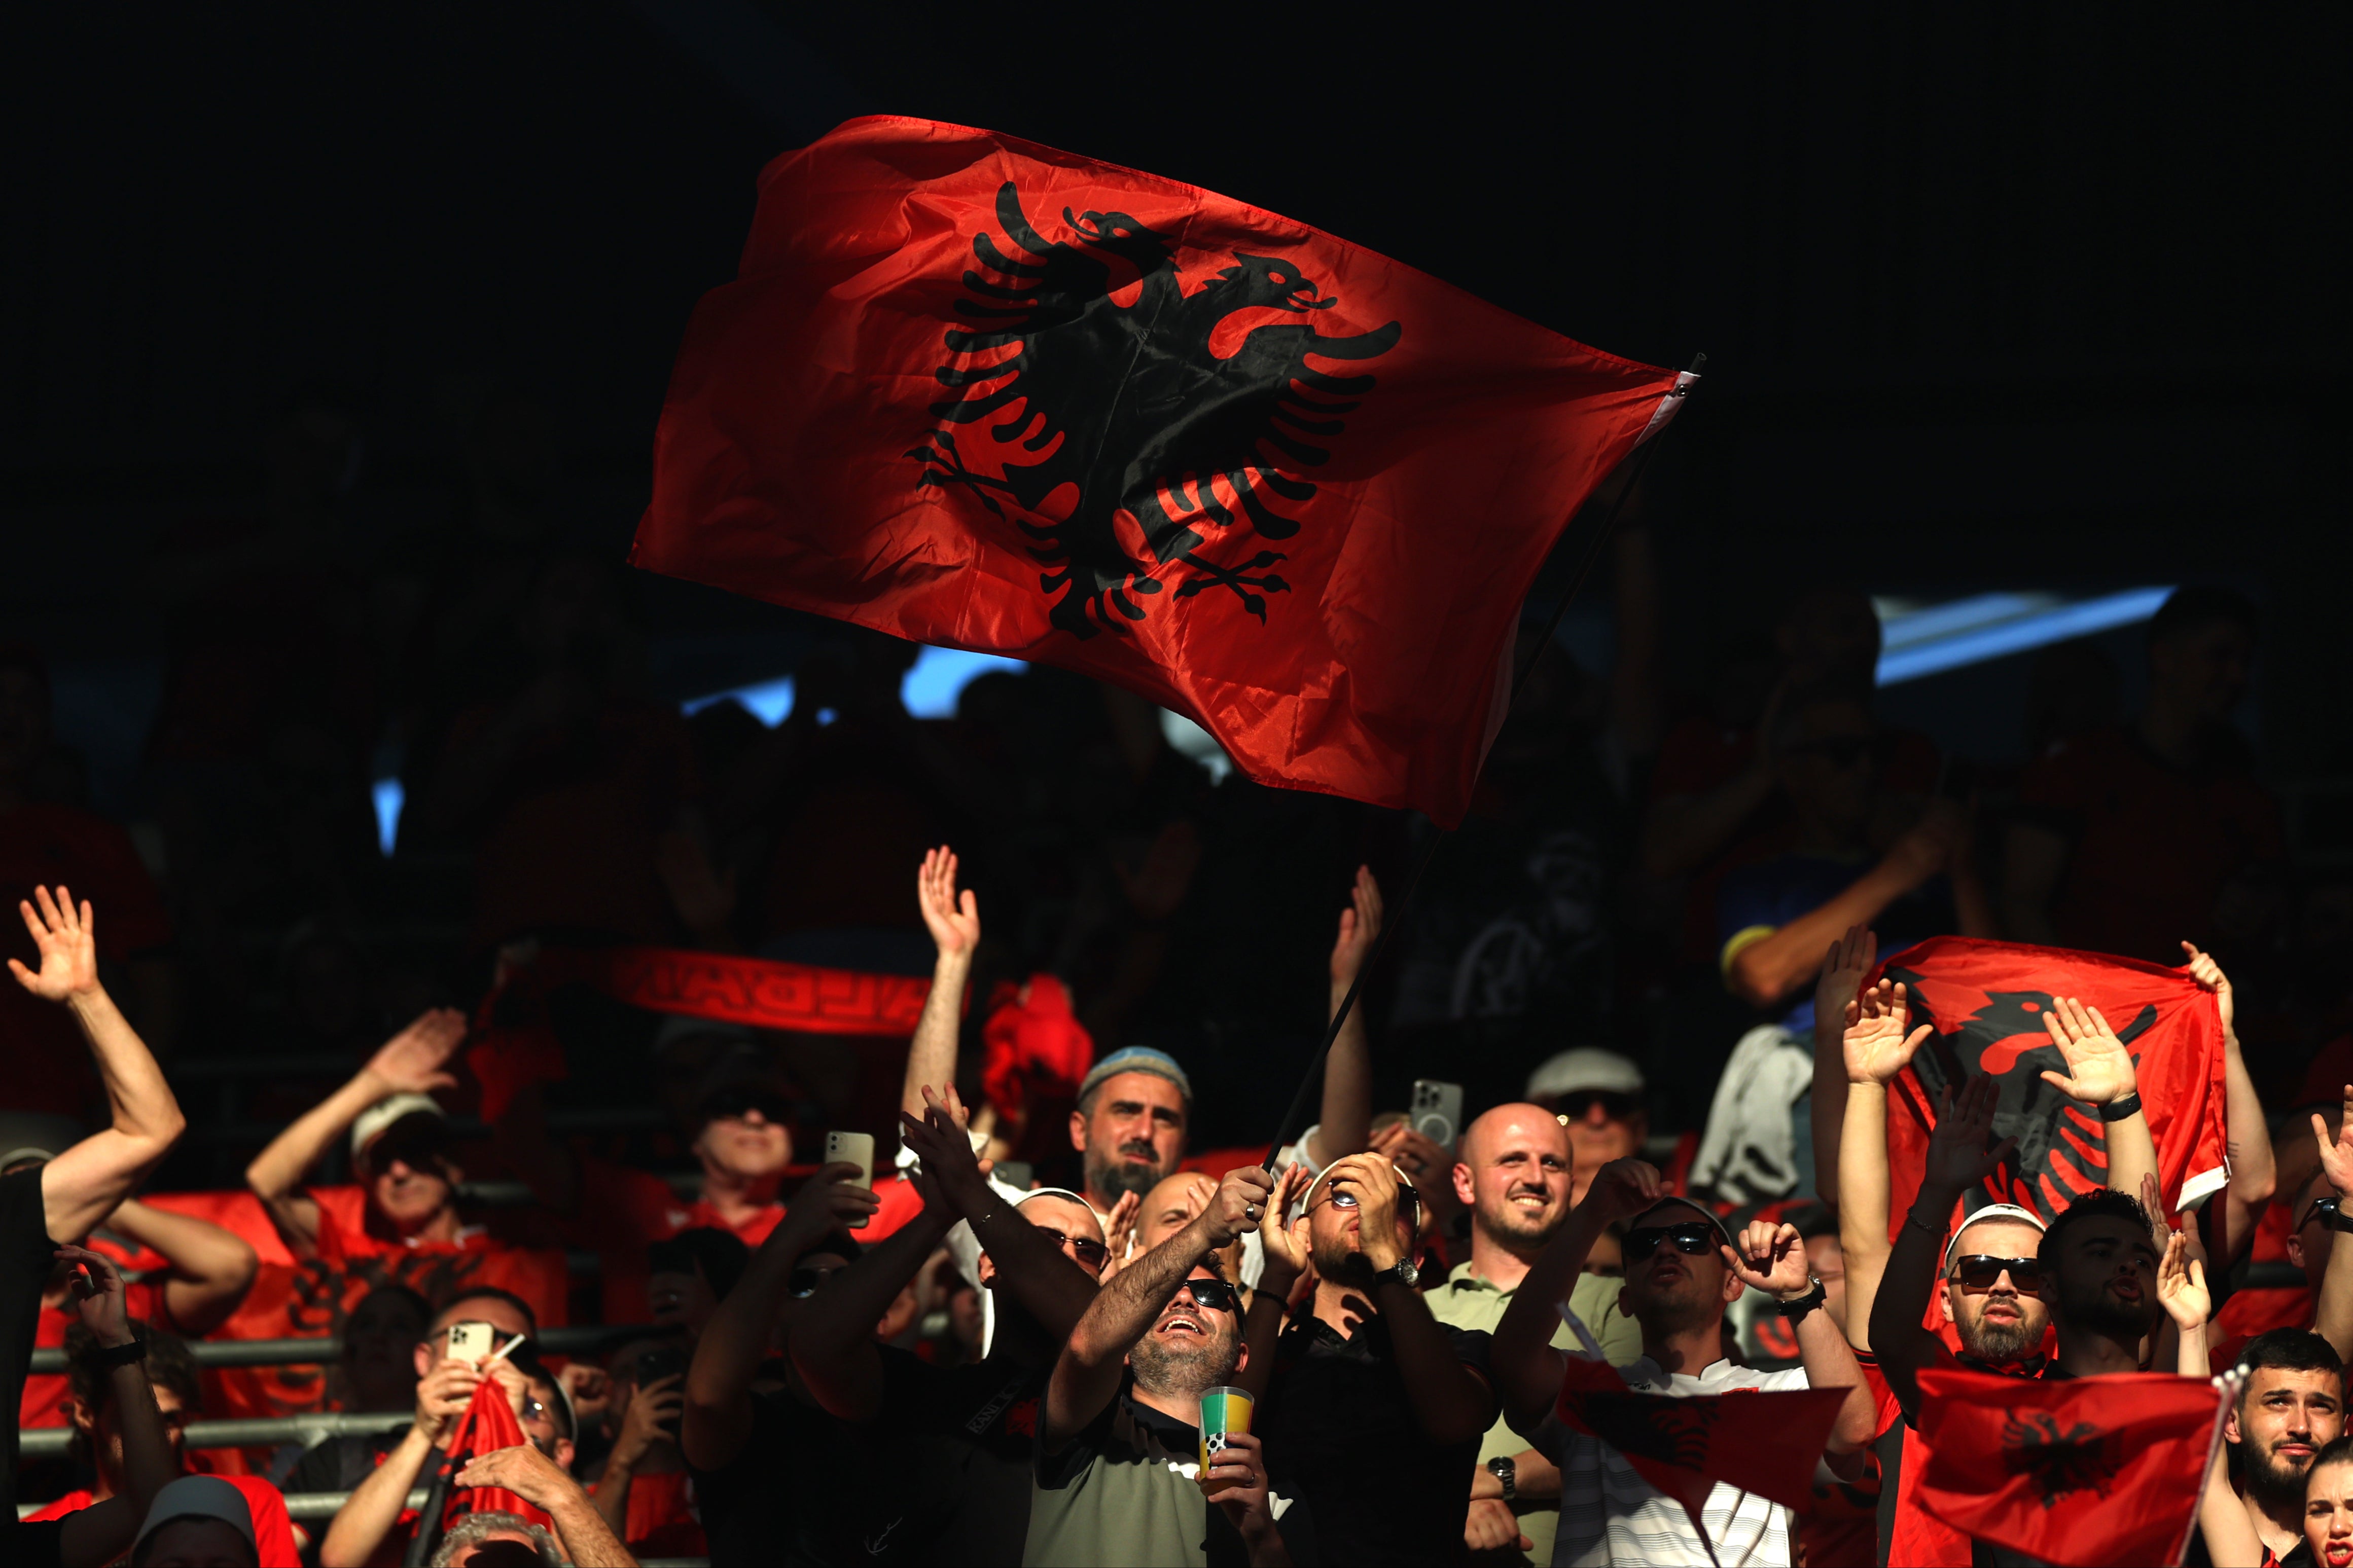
[
  {"xmin": 825, "ymin": 1131, "xmax": 876, "ymax": 1229},
  {"xmin": 445, "ymin": 1320, "xmax": 495, "ymax": 1364},
  {"xmin": 1410, "ymin": 1080, "xmax": 1466, "ymax": 1154}
]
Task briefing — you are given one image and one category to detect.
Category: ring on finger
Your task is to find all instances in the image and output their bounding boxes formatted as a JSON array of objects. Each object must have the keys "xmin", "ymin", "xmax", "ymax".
[{"xmin": 1244, "ymin": 1204, "xmax": 1260, "ymax": 1220}]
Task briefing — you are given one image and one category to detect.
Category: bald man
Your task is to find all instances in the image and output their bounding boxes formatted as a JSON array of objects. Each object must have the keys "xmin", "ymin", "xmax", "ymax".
[
  {"xmin": 1430, "ymin": 1104, "xmax": 1640, "ymax": 1563},
  {"xmin": 1130, "ymin": 1171, "xmax": 1247, "ymax": 1285}
]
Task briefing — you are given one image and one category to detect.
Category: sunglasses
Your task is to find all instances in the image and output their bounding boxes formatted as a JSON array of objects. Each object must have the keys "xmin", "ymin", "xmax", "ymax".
[
  {"xmin": 1555, "ymin": 1090, "xmax": 1639, "ymax": 1122},
  {"xmin": 787, "ymin": 1263, "xmax": 844, "ymax": 1299},
  {"xmin": 1175, "ymin": 1278, "xmax": 1242, "ymax": 1315},
  {"xmin": 2303, "ymin": 1195, "xmax": 2343, "ymax": 1232},
  {"xmin": 701, "ymin": 1088, "xmax": 796, "ymax": 1125},
  {"xmin": 1036, "ymin": 1227, "xmax": 1111, "ymax": 1273},
  {"xmin": 1624, "ymin": 1222, "xmax": 1722, "ymax": 1262},
  {"xmin": 1317, "ymin": 1183, "xmax": 1422, "ymax": 1226},
  {"xmin": 1948, "ymin": 1254, "xmax": 2044, "ymax": 1295}
]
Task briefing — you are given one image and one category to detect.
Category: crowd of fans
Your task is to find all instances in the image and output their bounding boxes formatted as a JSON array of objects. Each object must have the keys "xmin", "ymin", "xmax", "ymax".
[{"xmin": 0, "ymin": 411, "xmax": 2340, "ymax": 1566}]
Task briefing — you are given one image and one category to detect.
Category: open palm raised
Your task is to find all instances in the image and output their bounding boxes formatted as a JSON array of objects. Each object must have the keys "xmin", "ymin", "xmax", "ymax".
[
  {"xmin": 8, "ymin": 885, "xmax": 97, "ymax": 1002},
  {"xmin": 2038, "ymin": 996, "xmax": 2140, "ymax": 1109}
]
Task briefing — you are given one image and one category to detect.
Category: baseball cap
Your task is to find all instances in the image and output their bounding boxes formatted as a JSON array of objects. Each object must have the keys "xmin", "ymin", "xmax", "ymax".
[
  {"xmin": 133, "ymin": 1475, "xmax": 256, "ymax": 1562},
  {"xmin": 1077, "ymin": 1046, "xmax": 1193, "ymax": 1105},
  {"xmin": 1526, "ymin": 1048, "xmax": 1645, "ymax": 1103},
  {"xmin": 1942, "ymin": 1202, "xmax": 2048, "ymax": 1271},
  {"xmin": 349, "ymin": 1093, "xmax": 447, "ymax": 1166}
]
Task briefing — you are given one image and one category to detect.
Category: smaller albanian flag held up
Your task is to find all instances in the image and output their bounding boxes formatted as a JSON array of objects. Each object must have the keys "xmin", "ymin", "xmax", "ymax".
[
  {"xmin": 1914, "ymin": 1365, "xmax": 2227, "ymax": 1567},
  {"xmin": 1553, "ymin": 1356, "xmax": 1847, "ymax": 1539},
  {"xmin": 433, "ymin": 1374, "xmax": 556, "ymax": 1538}
]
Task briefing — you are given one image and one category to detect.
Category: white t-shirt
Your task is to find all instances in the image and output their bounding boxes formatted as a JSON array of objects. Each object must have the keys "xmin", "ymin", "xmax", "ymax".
[{"xmin": 1549, "ymin": 1352, "xmax": 1809, "ymax": 1568}]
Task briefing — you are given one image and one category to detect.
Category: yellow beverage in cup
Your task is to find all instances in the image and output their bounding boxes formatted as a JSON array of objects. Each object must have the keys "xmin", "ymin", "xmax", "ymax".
[{"xmin": 1198, "ymin": 1385, "xmax": 1253, "ymax": 1496}]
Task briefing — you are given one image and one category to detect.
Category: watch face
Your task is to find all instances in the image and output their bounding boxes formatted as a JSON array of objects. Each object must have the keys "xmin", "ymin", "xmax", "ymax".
[{"xmin": 1396, "ymin": 1260, "xmax": 1419, "ymax": 1288}]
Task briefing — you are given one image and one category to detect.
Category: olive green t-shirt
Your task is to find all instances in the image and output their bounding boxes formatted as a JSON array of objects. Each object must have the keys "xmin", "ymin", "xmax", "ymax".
[
  {"xmin": 1025, "ymin": 1383, "xmax": 1250, "ymax": 1567},
  {"xmin": 1425, "ymin": 1264, "xmax": 1640, "ymax": 1566}
]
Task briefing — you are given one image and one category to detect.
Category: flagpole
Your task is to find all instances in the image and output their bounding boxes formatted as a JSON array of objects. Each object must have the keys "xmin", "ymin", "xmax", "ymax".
[{"xmin": 1263, "ymin": 354, "xmax": 1705, "ymax": 1170}]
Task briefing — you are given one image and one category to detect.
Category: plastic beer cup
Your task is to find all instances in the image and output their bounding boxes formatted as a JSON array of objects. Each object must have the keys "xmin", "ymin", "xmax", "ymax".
[{"xmin": 1198, "ymin": 1385, "xmax": 1254, "ymax": 1496}]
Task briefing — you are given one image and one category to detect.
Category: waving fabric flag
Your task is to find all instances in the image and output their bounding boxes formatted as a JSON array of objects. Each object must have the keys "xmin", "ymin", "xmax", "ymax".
[
  {"xmin": 1877, "ymin": 937, "xmax": 2227, "ymax": 1253},
  {"xmin": 1914, "ymin": 1366, "xmax": 2226, "ymax": 1567},
  {"xmin": 631, "ymin": 115, "xmax": 1688, "ymax": 825}
]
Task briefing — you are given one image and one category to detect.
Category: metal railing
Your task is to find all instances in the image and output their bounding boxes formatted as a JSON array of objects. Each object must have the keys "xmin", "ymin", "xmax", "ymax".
[
  {"xmin": 20, "ymin": 1410, "xmax": 411, "ymax": 1461},
  {"xmin": 27, "ymin": 1322, "xmax": 641, "ymax": 1377}
]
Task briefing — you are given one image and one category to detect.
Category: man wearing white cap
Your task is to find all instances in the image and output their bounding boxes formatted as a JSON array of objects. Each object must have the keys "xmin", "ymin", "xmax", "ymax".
[
  {"xmin": 243, "ymin": 1009, "xmax": 565, "ymax": 1326},
  {"xmin": 1525, "ymin": 1047, "xmax": 1653, "ymax": 1206}
]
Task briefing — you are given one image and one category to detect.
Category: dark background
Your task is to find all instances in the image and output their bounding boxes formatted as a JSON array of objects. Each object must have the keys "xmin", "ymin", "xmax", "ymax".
[{"xmin": 5, "ymin": 4, "xmax": 2346, "ymax": 1161}]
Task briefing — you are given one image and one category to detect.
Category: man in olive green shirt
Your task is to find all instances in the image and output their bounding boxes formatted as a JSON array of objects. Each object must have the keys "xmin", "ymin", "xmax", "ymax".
[{"xmin": 1430, "ymin": 1104, "xmax": 1641, "ymax": 1564}]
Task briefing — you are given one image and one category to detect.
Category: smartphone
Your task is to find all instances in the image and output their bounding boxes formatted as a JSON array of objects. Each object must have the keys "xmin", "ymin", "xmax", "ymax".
[
  {"xmin": 825, "ymin": 1131, "xmax": 876, "ymax": 1229},
  {"xmin": 1410, "ymin": 1080, "xmax": 1466, "ymax": 1154},
  {"xmin": 992, "ymin": 1160, "xmax": 1034, "ymax": 1191},
  {"xmin": 634, "ymin": 1345, "xmax": 689, "ymax": 1434},
  {"xmin": 445, "ymin": 1320, "xmax": 495, "ymax": 1364}
]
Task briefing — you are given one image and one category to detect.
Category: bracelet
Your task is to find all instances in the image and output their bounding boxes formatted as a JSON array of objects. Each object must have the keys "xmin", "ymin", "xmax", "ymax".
[
  {"xmin": 1775, "ymin": 1279, "xmax": 1828, "ymax": 1322},
  {"xmin": 88, "ymin": 1335, "xmax": 146, "ymax": 1372},
  {"xmin": 2098, "ymin": 1091, "xmax": 2144, "ymax": 1123}
]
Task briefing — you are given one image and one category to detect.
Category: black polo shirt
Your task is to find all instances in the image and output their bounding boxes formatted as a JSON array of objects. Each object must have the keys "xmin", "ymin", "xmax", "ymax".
[
  {"xmin": 874, "ymin": 1344, "xmax": 1052, "ymax": 1566},
  {"xmin": 1258, "ymin": 1298, "xmax": 1493, "ymax": 1566}
]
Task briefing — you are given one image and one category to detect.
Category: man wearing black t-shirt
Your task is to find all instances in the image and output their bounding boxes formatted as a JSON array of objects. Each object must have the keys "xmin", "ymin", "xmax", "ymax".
[
  {"xmin": 792, "ymin": 1083, "xmax": 1110, "ymax": 1564},
  {"xmin": 1, "ymin": 888, "xmax": 186, "ymax": 1559},
  {"xmin": 1242, "ymin": 1152, "xmax": 1497, "ymax": 1566}
]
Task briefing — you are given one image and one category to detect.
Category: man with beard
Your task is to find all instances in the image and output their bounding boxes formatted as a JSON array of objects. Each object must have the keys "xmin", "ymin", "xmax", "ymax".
[
  {"xmin": 1242, "ymin": 1152, "xmax": 1498, "ymax": 1565},
  {"xmin": 1490, "ymin": 1158, "xmax": 1880, "ymax": 1565},
  {"xmin": 2200, "ymin": 1330, "xmax": 2346, "ymax": 1568},
  {"xmin": 1430, "ymin": 1104, "xmax": 1639, "ymax": 1562},
  {"xmin": 1031, "ymin": 1166, "xmax": 1287, "ymax": 1567},
  {"xmin": 1068, "ymin": 1046, "xmax": 1194, "ymax": 1212}
]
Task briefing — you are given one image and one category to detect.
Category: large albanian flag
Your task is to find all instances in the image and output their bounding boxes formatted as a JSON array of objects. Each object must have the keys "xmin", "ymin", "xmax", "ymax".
[
  {"xmin": 1878, "ymin": 937, "xmax": 2228, "ymax": 1243},
  {"xmin": 630, "ymin": 115, "xmax": 1688, "ymax": 826}
]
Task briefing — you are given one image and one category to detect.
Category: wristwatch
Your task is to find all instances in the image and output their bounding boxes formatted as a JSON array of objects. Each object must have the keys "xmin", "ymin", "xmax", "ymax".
[
  {"xmin": 1774, "ymin": 1277, "xmax": 1828, "ymax": 1322},
  {"xmin": 1486, "ymin": 1456, "xmax": 1518, "ymax": 1504},
  {"xmin": 1372, "ymin": 1258, "xmax": 1419, "ymax": 1290},
  {"xmin": 88, "ymin": 1335, "xmax": 146, "ymax": 1372}
]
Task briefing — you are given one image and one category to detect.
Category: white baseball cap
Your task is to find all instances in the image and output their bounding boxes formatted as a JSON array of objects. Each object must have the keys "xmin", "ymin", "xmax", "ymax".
[
  {"xmin": 1526, "ymin": 1048, "xmax": 1645, "ymax": 1102},
  {"xmin": 1942, "ymin": 1202, "xmax": 2048, "ymax": 1270},
  {"xmin": 349, "ymin": 1092, "xmax": 447, "ymax": 1166},
  {"xmin": 134, "ymin": 1475, "xmax": 255, "ymax": 1562}
]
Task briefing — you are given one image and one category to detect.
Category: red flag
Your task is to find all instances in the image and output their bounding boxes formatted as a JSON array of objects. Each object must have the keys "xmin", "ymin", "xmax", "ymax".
[
  {"xmin": 1877, "ymin": 938, "xmax": 2226, "ymax": 1270},
  {"xmin": 631, "ymin": 116, "xmax": 1688, "ymax": 826},
  {"xmin": 1914, "ymin": 1365, "xmax": 2226, "ymax": 1567},
  {"xmin": 1553, "ymin": 1357, "xmax": 1848, "ymax": 1534},
  {"xmin": 439, "ymin": 1376, "xmax": 555, "ymax": 1535}
]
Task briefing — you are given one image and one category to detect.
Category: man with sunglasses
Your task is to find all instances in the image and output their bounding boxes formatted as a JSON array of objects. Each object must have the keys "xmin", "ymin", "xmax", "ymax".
[
  {"xmin": 1526, "ymin": 1049, "xmax": 1655, "ymax": 1208},
  {"xmin": 1239, "ymin": 1152, "xmax": 1498, "ymax": 1565},
  {"xmin": 244, "ymin": 1009, "xmax": 569, "ymax": 1329},
  {"xmin": 1491, "ymin": 1156, "xmax": 1880, "ymax": 1565},
  {"xmin": 791, "ymin": 1084, "xmax": 1112, "ymax": 1566},
  {"xmin": 1033, "ymin": 1163, "xmax": 1288, "ymax": 1566}
]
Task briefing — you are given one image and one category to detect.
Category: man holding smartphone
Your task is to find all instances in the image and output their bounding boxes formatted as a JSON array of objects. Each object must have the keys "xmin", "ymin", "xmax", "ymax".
[{"xmin": 588, "ymin": 1330, "xmax": 699, "ymax": 1557}]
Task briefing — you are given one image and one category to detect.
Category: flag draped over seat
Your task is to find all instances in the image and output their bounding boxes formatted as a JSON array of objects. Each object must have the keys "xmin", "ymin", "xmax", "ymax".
[{"xmin": 631, "ymin": 115, "xmax": 1687, "ymax": 825}]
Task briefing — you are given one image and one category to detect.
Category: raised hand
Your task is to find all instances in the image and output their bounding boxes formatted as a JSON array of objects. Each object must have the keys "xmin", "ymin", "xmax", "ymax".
[
  {"xmin": 1370, "ymin": 1121, "xmax": 1459, "ymax": 1237},
  {"xmin": 1258, "ymin": 1162, "xmax": 1314, "ymax": 1290},
  {"xmin": 1198, "ymin": 1164, "xmax": 1275, "ymax": 1249},
  {"xmin": 609, "ymin": 1373, "xmax": 686, "ymax": 1470},
  {"xmin": 2157, "ymin": 1229, "xmax": 2211, "ymax": 1333},
  {"xmin": 1725, "ymin": 1218, "xmax": 1813, "ymax": 1299},
  {"xmin": 1329, "ymin": 865, "xmax": 1384, "ymax": 988},
  {"xmin": 2038, "ymin": 997, "xmax": 2140, "ymax": 1108},
  {"xmin": 2312, "ymin": 1084, "xmax": 2353, "ymax": 1201},
  {"xmin": 1575, "ymin": 1156, "xmax": 1663, "ymax": 1227},
  {"xmin": 917, "ymin": 846, "xmax": 981, "ymax": 961},
  {"xmin": 1816, "ymin": 924, "xmax": 1877, "ymax": 1052},
  {"xmin": 1099, "ymin": 1191, "xmax": 1140, "ymax": 1269},
  {"xmin": 2182, "ymin": 941, "xmax": 2234, "ymax": 1038},
  {"xmin": 1844, "ymin": 977, "xmax": 1930, "ymax": 1087},
  {"xmin": 9, "ymin": 885, "xmax": 96, "ymax": 1002},
  {"xmin": 362, "ymin": 1009, "xmax": 469, "ymax": 1097},
  {"xmin": 1922, "ymin": 1075, "xmax": 2016, "ymax": 1196},
  {"xmin": 53, "ymin": 1245, "xmax": 131, "ymax": 1346},
  {"xmin": 1321, "ymin": 1152, "xmax": 1408, "ymax": 1270},
  {"xmin": 900, "ymin": 1083, "xmax": 989, "ymax": 1218},
  {"xmin": 775, "ymin": 1160, "xmax": 882, "ymax": 1250},
  {"xmin": 414, "ymin": 1355, "xmax": 486, "ymax": 1445}
]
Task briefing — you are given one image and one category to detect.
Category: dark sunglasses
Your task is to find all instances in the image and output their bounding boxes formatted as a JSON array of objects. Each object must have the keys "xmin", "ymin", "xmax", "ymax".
[
  {"xmin": 787, "ymin": 1264, "xmax": 842, "ymax": 1299},
  {"xmin": 701, "ymin": 1088, "xmax": 795, "ymax": 1124},
  {"xmin": 1555, "ymin": 1090, "xmax": 1639, "ymax": 1122},
  {"xmin": 2303, "ymin": 1195, "xmax": 2342, "ymax": 1232},
  {"xmin": 1175, "ymin": 1278, "xmax": 1241, "ymax": 1315},
  {"xmin": 1788, "ymin": 734, "xmax": 1891, "ymax": 770},
  {"xmin": 1625, "ymin": 1222, "xmax": 1722, "ymax": 1262},
  {"xmin": 1948, "ymin": 1254, "xmax": 2044, "ymax": 1296},
  {"xmin": 1320, "ymin": 1183, "xmax": 1422, "ymax": 1225},
  {"xmin": 1036, "ymin": 1227, "xmax": 1111, "ymax": 1272}
]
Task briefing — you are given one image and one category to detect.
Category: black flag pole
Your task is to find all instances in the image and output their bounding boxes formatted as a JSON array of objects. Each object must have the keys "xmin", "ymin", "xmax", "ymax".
[{"xmin": 1262, "ymin": 353, "xmax": 1705, "ymax": 1171}]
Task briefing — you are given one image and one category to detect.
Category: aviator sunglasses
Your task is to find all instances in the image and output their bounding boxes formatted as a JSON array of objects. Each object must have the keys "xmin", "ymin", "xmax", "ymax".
[
  {"xmin": 1624, "ymin": 1222, "xmax": 1722, "ymax": 1262},
  {"xmin": 1947, "ymin": 1255, "xmax": 2044, "ymax": 1296}
]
